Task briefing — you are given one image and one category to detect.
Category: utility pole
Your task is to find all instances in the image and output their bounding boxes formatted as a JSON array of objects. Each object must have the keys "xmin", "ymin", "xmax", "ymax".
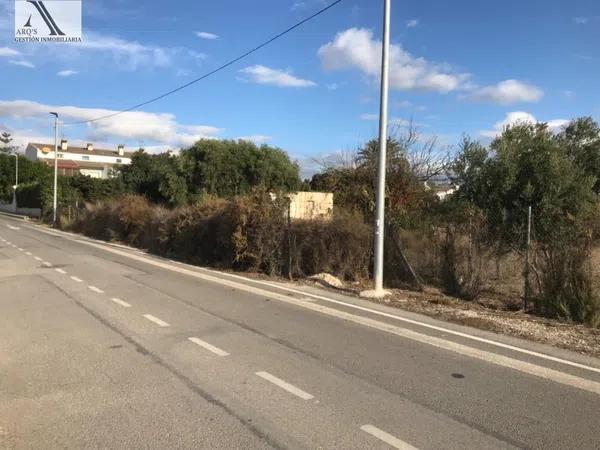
[
  {"xmin": 369, "ymin": 0, "xmax": 391, "ymax": 297},
  {"xmin": 50, "ymin": 112, "xmax": 59, "ymax": 224}
]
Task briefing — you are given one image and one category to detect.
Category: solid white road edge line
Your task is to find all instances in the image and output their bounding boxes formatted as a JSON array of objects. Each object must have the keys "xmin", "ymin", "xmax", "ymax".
[
  {"xmin": 188, "ymin": 337, "xmax": 230, "ymax": 356},
  {"xmin": 23, "ymin": 223, "xmax": 600, "ymax": 392},
  {"xmin": 255, "ymin": 371, "xmax": 314, "ymax": 400},
  {"xmin": 20, "ymin": 221, "xmax": 600, "ymax": 375},
  {"xmin": 110, "ymin": 297, "xmax": 132, "ymax": 308},
  {"xmin": 88, "ymin": 286, "xmax": 104, "ymax": 294},
  {"xmin": 143, "ymin": 314, "xmax": 169, "ymax": 327},
  {"xmin": 208, "ymin": 271, "xmax": 600, "ymax": 376},
  {"xmin": 70, "ymin": 276, "xmax": 83, "ymax": 283},
  {"xmin": 360, "ymin": 425, "xmax": 418, "ymax": 450}
]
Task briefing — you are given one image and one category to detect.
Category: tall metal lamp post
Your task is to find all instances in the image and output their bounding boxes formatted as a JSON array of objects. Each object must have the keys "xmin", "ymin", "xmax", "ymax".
[
  {"xmin": 11, "ymin": 153, "xmax": 18, "ymax": 212},
  {"xmin": 11, "ymin": 153, "xmax": 18, "ymax": 189},
  {"xmin": 361, "ymin": 0, "xmax": 391, "ymax": 298},
  {"xmin": 50, "ymin": 112, "xmax": 59, "ymax": 224}
]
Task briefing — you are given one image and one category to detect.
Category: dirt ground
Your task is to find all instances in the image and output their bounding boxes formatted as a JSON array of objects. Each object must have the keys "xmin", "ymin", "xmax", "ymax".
[{"xmin": 304, "ymin": 278, "xmax": 600, "ymax": 359}]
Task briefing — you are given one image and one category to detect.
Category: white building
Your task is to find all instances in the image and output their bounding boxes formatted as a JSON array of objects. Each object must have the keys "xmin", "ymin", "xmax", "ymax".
[{"xmin": 25, "ymin": 140, "xmax": 132, "ymax": 179}]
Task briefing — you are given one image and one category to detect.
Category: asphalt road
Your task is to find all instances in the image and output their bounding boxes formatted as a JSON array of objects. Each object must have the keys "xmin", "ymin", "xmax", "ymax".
[{"xmin": 0, "ymin": 213, "xmax": 599, "ymax": 449}]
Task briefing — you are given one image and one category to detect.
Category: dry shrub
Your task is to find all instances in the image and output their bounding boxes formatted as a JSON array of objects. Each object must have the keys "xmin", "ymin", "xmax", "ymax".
[
  {"xmin": 437, "ymin": 225, "xmax": 485, "ymax": 300},
  {"xmin": 72, "ymin": 200, "xmax": 123, "ymax": 241},
  {"xmin": 163, "ymin": 196, "xmax": 235, "ymax": 265},
  {"xmin": 115, "ymin": 195, "xmax": 154, "ymax": 246},
  {"xmin": 230, "ymin": 191, "xmax": 287, "ymax": 275},
  {"xmin": 70, "ymin": 192, "xmax": 372, "ymax": 282},
  {"xmin": 537, "ymin": 243, "xmax": 600, "ymax": 327},
  {"xmin": 290, "ymin": 210, "xmax": 371, "ymax": 281}
]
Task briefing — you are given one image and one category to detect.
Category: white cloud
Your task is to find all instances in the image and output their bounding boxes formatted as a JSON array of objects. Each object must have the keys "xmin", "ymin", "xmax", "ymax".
[
  {"xmin": 0, "ymin": 47, "xmax": 20, "ymax": 57},
  {"xmin": 0, "ymin": 100, "xmax": 223, "ymax": 148},
  {"xmin": 360, "ymin": 113, "xmax": 378, "ymax": 121},
  {"xmin": 57, "ymin": 70, "xmax": 78, "ymax": 77},
  {"xmin": 406, "ymin": 19, "xmax": 419, "ymax": 28},
  {"xmin": 237, "ymin": 135, "xmax": 273, "ymax": 144},
  {"xmin": 318, "ymin": 28, "xmax": 469, "ymax": 93},
  {"xmin": 239, "ymin": 65, "xmax": 316, "ymax": 87},
  {"xmin": 326, "ymin": 83, "xmax": 339, "ymax": 91},
  {"xmin": 573, "ymin": 17, "xmax": 589, "ymax": 24},
  {"xmin": 360, "ymin": 113, "xmax": 411, "ymax": 127},
  {"xmin": 389, "ymin": 118, "xmax": 410, "ymax": 126},
  {"xmin": 480, "ymin": 111, "xmax": 568, "ymax": 138},
  {"xmin": 395, "ymin": 100, "xmax": 412, "ymax": 108},
  {"xmin": 468, "ymin": 80, "xmax": 544, "ymax": 104},
  {"xmin": 73, "ymin": 33, "xmax": 172, "ymax": 69},
  {"xmin": 9, "ymin": 60, "xmax": 34, "ymax": 68},
  {"xmin": 195, "ymin": 31, "xmax": 218, "ymax": 40},
  {"xmin": 14, "ymin": 30, "xmax": 204, "ymax": 72},
  {"xmin": 291, "ymin": 0, "xmax": 326, "ymax": 11}
]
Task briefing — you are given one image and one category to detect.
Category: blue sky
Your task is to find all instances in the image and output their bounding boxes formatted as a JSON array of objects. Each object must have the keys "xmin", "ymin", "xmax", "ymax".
[{"xmin": 1, "ymin": 0, "xmax": 599, "ymax": 176}]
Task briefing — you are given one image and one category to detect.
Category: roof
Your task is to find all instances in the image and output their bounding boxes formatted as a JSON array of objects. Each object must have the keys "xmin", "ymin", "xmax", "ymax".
[
  {"xmin": 56, "ymin": 160, "xmax": 80, "ymax": 169},
  {"xmin": 42, "ymin": 160, "xmax": 121, "ymax": 170},
  {"xmin": 29, "ymin": 142, "xmax": 134, "ymax": 158}
]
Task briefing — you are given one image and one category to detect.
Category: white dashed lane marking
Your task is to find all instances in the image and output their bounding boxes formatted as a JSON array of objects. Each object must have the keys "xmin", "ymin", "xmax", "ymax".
[
  {"xmin": 188, "ymin": 337, "xmax": 230, "ymax": 357},
  {"xmin": 42, "ymin": 262, "xmax": 52, "ymax": 267},
  {"xmin": 55, "ymin": 268, "xmax": 67, "ymax": 275},
  {"xmin": 34, "ymin": 256, "xmax": 42, "ymax": 261},
  {"xmin": 143, "ymin": 314, "xmax": 170, "ymax": 327},
  {"xmin": 255, "ymin": 371, "xmax": 314, "ymax": 400},
  {"xmin": 110, "ymin": 298, "xmax": 132, "ymax": 308},
  {"xmin": 88, "ymin": 286, "xmax": 104, "ymax": 294},
  {"xmin": 360, "ymin": 425, "xmax": 418, "ymax": 449},
  {"xmin": 25, "ymin": 251, "xmax": 32, "ymax": 256},
  {"xmin": 70, "ymin": 276, "xmax": 83, "ymax": 283}
]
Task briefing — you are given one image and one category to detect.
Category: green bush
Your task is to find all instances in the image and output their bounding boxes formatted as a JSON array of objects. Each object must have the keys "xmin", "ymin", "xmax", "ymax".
[{"xmin": 15, "ymin": 182, "xmax": 43, "ymax": 208}]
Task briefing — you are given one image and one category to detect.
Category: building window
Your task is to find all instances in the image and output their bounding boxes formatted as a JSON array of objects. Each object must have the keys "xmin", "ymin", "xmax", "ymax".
[
  {"xmin": 116, "ymin": 158, "xmax": 122, "ymax": 163},
  {"xmin": 82, "ymin": 156, "xmax": 90, "ymax": 161}
]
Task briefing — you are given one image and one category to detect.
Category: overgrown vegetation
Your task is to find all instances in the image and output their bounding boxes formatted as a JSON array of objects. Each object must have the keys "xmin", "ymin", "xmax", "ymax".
[
  {"xmin": 71, "ymin": 192, "xmax": 370, "ymax": 281},
  {"xmin": 3, "ymin": 121, "xmax": 600, "ymax": 328}
]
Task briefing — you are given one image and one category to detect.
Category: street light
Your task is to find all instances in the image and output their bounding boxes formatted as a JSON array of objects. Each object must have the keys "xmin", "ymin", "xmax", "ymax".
[
  {"xmin": 11, "ymin": 153, "xmax": 18, "ymax": 189},
  {"xmin": 11, "ymin": 153, "xmax": 18, "ymax": 213},
  {"xmin": 50, "ymin": 112, "xmax": 58, "ymax": 224},
  {"xmin": 362, "ymin": 0, "xmax": 391, "ymax": 298}
]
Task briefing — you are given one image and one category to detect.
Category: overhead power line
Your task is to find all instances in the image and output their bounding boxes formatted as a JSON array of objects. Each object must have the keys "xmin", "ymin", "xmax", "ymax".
[{"xmin": 65, "ymin": 0, "xmax": 344, "ymax": 126}]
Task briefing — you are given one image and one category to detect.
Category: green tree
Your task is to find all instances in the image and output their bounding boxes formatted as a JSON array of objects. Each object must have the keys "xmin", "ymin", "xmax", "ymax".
[
  {"xmin": 557, "ymin": 117, "xmax": 600, "ymax": 193},
  {"xmin": 450, "ymin": 121, "xmax": 600, "ymax": 323},
  {"xmin": 119, "ymin": 151, "xmax": 188, "ymax": 206},
  {"xmin": 0, "ymin": 131, "xmax": 16, "ymax": 154},
  {"xmin": 0, "ymin": 154, "xmax": 50, "ymax": 201},
  {"xmin": 181, "ymin": 139, "xmax": 300, "ymax": 198},
  {"xmin": 310, "ymin": 137, "xmax": 434, "ymax": 227}
]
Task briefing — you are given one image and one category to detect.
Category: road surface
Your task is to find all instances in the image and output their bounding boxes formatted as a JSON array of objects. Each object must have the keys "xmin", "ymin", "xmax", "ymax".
[{"xmin": 0, "ymin": 213, "xmax": 599, "ymax": 449}]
